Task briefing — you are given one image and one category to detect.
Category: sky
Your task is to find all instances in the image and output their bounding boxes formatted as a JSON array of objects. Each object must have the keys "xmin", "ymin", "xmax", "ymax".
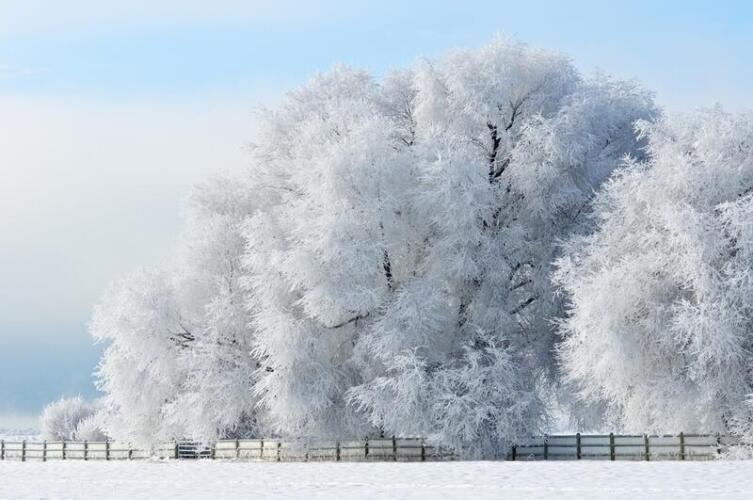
[{"xmin": 1, "ymin": 0, "xmax": 752, "ymax": 428}]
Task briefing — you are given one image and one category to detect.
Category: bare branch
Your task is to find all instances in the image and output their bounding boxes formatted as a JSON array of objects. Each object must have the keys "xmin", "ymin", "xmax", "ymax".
[
  {"xmin": 383, "ymin": 249, "xmax": 394, "ymax": 291},
  {"xmin": 324, "ymin": 312, "xmax": 370, "ymax": 329},
  {"xmin": 510, "ymin": 295, "xmax": 538, "ymax": 315},
  {"xmin": 509, "ymin": 278, "xmax": 532, "ymax": 292}
]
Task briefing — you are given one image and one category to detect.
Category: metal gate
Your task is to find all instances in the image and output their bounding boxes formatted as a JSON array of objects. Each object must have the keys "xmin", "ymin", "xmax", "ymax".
[{"xmin": 176, "ymin": 441, "xmax": 211, "ymax": 459}]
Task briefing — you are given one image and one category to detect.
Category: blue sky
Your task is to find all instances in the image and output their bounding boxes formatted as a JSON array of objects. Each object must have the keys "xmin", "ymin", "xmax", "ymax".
[
  {"xmin": 2, "ymin": 1, "xmax": 752, "ymax": 107},
  {"xmin": 1, "ymin": 0, "xmax": 751, "ymax": 428}
]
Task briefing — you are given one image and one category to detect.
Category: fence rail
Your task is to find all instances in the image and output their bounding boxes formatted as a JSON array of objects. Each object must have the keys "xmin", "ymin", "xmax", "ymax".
[
  {"xmin": 511, "ymin": 433, "xmax": 739, "ymax": 461},
  {"xmin": 0, "ymin": 434, "xmax": 738, "ymax": 462},
  {"xmin": 0, "ymin": 437, "xmax": 451, "ymax": 462}
]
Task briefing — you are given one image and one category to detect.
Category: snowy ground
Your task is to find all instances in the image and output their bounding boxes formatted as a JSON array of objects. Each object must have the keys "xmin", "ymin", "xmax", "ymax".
[
  {"xmin": 2, "ymin": 460, "xmax": 753, "ymax": 499},
  {"xmin": 0, "ymin": 429, "xmax": 39, "ymax": 441}
]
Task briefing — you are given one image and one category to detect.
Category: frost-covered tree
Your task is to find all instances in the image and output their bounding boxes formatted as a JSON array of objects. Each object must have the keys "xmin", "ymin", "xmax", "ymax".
[
  {"xmin": 163, "ymin": 175, "xmax": 264, "ymax": 441},
  {"xmin": 40, "ymin": 396, "xmax": 104, "ymax": 441},
  {"xmin": 91, "ymin": 267, "xmax": 188, "ymax": 443},
  {"xmin": 72, "ymin": 413, "xmax": 107, "ymax": 441},
  {"xmin": 88, "ymin": 37, "xmax": 667, "ymax": 453},
  {"xmin": 244, "ymin": 37, "xmax": 656, "ymax": 456},
  {"xmin": 244, "ymin": 65, "xmax": 398, "ymax": 437},
  {"xmin": 555, "ymin": 108, "xmax": 753, "ymax": 433},
  {"xmin": 91, "ymin": 173, "xmax": 264, "ymax": 444}
]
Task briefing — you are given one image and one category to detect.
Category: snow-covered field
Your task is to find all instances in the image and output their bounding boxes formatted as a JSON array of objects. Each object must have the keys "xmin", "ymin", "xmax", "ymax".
[
  {"xmin": 1, "ymin": 460, "xmax": 752, "ymax": 499},
  {"xmin": 0, "ymin": 429, "xmax": 39, "ymax": 441}
]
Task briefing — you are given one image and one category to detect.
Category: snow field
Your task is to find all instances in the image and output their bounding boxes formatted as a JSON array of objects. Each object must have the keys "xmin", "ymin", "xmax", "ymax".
[{"xmin": 2, "ymin": 460, "xmax": 752, "ymax": 500}]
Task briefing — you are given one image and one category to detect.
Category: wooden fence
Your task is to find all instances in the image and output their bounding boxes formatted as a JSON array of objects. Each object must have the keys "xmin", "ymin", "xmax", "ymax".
[
  {"xmin": 0, "ymin": 434, "xmax": 739, "ymax": 462},
  {"xmin": 511, "ymin": 433, "xmax": 739, "ymax": 461},
  {"xmin": 0, "ymin": 437, "xmax": 451, "ymax": 462}
]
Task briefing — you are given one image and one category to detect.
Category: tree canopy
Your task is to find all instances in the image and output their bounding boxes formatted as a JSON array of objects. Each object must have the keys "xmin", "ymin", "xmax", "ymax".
[{"xmin": 83, "ymin": 37, "xmax": 753, "ymax": 456}]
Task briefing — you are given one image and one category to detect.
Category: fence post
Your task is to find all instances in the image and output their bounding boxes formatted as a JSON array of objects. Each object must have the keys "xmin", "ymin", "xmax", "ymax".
[
  {"xmin": 716, "ymin": 433, "xmax": 722, "ymax": 456},
  {"xmin": 174, "ymin": 442, "xmax": 179, "ymax": 459},
  {"xmin": 13, "ymin": 433, "xmax": 728, "ymax": 463},
  {"xmin": 260, "ymin": 439, "xmax": 264, "ymax": 460},
  {"xmin": 1, "ymin": 439, "xmax": 4, "ymax": 460},
  {"xmin": 211, "ymin": 442, "xmax": 216, "ymax": 460}
]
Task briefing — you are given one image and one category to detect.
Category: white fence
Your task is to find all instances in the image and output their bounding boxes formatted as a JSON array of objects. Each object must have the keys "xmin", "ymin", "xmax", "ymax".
[{"xmin": 0, "ymin": 434, "xmax": 738, "ymax": 462}]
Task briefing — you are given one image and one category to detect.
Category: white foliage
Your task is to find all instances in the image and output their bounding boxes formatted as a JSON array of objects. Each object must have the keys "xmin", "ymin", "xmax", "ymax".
[
  {"xmin": 90, "ymin": 173, "xmax": 263, "ymax": 444},
  {"xmin": 86, "ymin": 37, "xmax": 670, "ymax": 456},
  {"xmin": 90, "ymin": 267, "xmax": 187, "ymax": 444},
  {"xmin": 73, "ymin": 414, "xmax": 107, "ymax": 441},
  {"xmin": 40, "ymin": 396, "xmax": 101, "ymax": 441},
  {"xmin": 164, "ymin": 175, "xmax": 264, "ymax": 442},
  {"xmin": 244, "ymin": 37, "xmax": 656, "ymax": 456},
  {"xmin": 555, "ymin": 108, "xmax": 753, "ymax": 433}
]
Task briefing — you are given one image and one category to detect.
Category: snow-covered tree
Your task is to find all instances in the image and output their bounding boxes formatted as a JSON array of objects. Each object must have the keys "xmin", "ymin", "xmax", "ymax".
[
  {"xmin": 163, "ymin": 175, "xmax": 265, "ymax": 441},
  {"xmin": 91, "ymin": 267, "xmax": 188, "ymax": 444},
  {"xmin": 87, "ymin": 37, "xmax": 672, "ymax": 454},
  {"xmin": 555, "ymin": 108, "xmax": 753, "ymax": 433},
  {"xmin": 244, "ymin": 37, "xmax": 656, "ymax": 455},
  {"xmin": 72, "ymin": 413, "xmax": 107, "ymax": 441},
  {"xmin": 91, "ymin": 173, "xmax": 264, "ymax": 444},
  {"xmin": 40, "ymin": 396, "xmax": 104, "ymax": 441}
]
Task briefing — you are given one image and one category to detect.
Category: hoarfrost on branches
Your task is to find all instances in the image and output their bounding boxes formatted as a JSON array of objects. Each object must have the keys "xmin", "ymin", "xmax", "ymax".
[
  {"xmin": 40, "ymin": 396, "xmax": 104, "ymax": 441},
  {"xmin": 87, "ymin": 37, "xmax": 673, "ymax": 457},
  {"xmin": 555, "ymin": 108, "xmax": 753, "ymax": 434},
  {"xmin": 90, "ymin": 173, "xmax": 265, "ymax": 444},
  {"xmin": 244, "ymin": 37, "xmax": 656, "ymax": 456}
]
